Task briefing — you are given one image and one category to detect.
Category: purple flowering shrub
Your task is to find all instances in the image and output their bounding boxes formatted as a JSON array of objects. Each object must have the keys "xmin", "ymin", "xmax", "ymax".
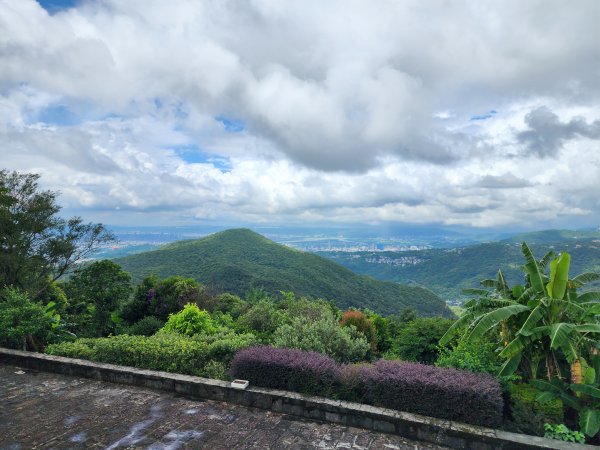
[
  {"xmin": 361, "ymin": 360, "xmax": 503, "ymax": 427},
  {"xmin": 231, "ymin": 347, "xmax": 504, "ymax": 428},
  {"xmin": 230, "ymin": 346, "xmax": 338, "ymax": 395}
]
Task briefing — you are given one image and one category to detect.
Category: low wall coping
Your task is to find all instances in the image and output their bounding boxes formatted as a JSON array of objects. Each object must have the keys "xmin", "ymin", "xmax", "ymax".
[{"xmin": 0, "ymin": 348, "xmax": 594, "ymax": 450}]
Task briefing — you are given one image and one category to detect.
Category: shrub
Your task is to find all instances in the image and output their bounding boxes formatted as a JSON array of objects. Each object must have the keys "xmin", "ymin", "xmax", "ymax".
[
  {"xmin": 362, "ymin": 360, "xmax": 504, "ymax": 427},
  {"xmin": 214, "ymin": 293, "xmax": 248, "ymax": 318},
  {"xmin": 230, "ymin": 346, "xmax": 504, "ymax": 428},
  {"xmin": 544, "ymin": 423, "xmax": 585, "ymax": 444},
  {"xmin": 436, "ymin": 337, "xmax": 503, "ymax": 375},
  {"xmin": 272, "ymin": 314, "xmax": 370, "ymax": 363},
  {"xmin": 237, "ymin": 299, "xmax": 287, "ymax": 336},
  {"xmin": 0, "ymin": 288, "xmax": 54, "ymax": 351},
  {"xmin": 126, "ymin": 316, "xmax": 164, "ymax": 336},
  {"xmin": 46, "ymin": 329, "xmax": 258, "ymax": 380},
  {"xmin": 47, "ymin": 333, "xmax": 209, "ymax": 375},
  {"xmin": 387, "ymin": 317, "xmax": 454, "ymax": 364},
  {"xmin": 162, "ymin": 303, "xmax": 216, "ymax": 336},
  {"xmin": 332, "ymin": 363, "xmax": 371, "ymax": 402},
  {"xmin": 340, "ymin": 310, "xmax": 377, "ymax": 352},
  {"xmin": 44, "ymin": 339, "xmax": 97, "ymax": 360},
  {"xmin": 507, "ymin": 383, "xmax": 564, "ymax": 436},
  {"xmin": 196, "ymin": 329, "xmax": 259, "ymax": 365},
  {"xmin": 230, "ymin": 346, "xmax": 338, "ymax": 396}
]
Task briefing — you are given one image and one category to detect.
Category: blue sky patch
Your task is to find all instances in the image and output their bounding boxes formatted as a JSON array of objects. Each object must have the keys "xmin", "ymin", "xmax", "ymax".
[
  {"xmin": 36, "ymin": 104, "xmax": 81, "ymax": 126},
  {"xmin": 470, "ymin": 110, "xmax": 498, "ymax": 121},
  {"xmin": 173, "ymin": 145, "xmax": 231, "ymax": 172},
  {"xmin": 37, "ymin": 0, "xmax": 79, "ymax": 14},
  {"xmin": 215, "ymin": 115, "xmax": 245, "ymax": 133}
]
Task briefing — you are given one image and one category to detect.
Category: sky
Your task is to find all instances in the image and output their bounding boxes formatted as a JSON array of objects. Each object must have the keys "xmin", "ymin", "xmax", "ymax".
[{"xmin": 1, "ymin": 1, "xmax": 600, "ymax": 230}]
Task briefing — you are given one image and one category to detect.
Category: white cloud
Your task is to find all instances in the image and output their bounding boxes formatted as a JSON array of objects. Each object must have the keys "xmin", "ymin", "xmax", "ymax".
[{"xmin": 0, "ymin": 0, "xmax": 599, "ymax": 228}]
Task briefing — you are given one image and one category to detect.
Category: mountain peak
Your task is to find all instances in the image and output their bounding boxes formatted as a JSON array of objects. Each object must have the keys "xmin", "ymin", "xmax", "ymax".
[{"xmin": 117, "ymin": 228, "xmax": 453, "ymax": 317}]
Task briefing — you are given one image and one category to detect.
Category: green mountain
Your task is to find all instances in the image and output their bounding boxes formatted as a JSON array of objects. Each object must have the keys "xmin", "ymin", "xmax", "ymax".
[
  {"xmin": 318, "ymin": 230, "xmax": 600, "ymax": 302},
  {"xmin": 115, "ymin": 228, "xmax": 453, "ymax": 318}
]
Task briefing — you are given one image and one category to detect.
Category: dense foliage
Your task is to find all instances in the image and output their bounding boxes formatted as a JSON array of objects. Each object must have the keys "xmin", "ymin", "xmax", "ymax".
[
  {"xmin": 0, "ymin": 288, "xmax": 55, "ymax": 351},
  {"xmin": 439, "ymin": 243, "xmax": 600, "ymax": 441},
  {"xmin": 162, "ymin": 303, "xmax": 217, "ymax": 336},
  {"xmin": 116, "ymin": 229, "xmax": 453, "ymax": 317},
  {"xmin": 273, "ymin": 312, "xmax": 370, "ymax": 363},
  {"xmin": 230, "ymin": 346, "xmax": 504, "ymax": 428},
  {"xmin": 46, "ymin": 331, "xmax": 257, "ymax": 379}
]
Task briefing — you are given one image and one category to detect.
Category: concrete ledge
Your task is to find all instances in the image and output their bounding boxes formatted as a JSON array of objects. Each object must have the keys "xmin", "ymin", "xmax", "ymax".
[{"xmin": 0, "ymin": 348, "xmax": 594, "ymax": 450}]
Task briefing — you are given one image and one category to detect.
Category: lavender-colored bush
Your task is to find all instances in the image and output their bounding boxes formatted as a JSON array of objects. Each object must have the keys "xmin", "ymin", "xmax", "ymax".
[
  {"xmin": 362, "ymin": 360, "xmax": 503, "ymax": 427},
  {"xmin": 230, "ymin": 346, "xmax": 504, "ymax": 428},
  {"xmin": 230, "ymin": 346, "xmax": 338, "ymax": 395}
]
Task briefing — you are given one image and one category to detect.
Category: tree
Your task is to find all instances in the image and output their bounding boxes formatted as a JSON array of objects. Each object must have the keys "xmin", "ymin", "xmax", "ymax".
[
  {"xmin": 121, "ymin": 275, "xmax": 210, "ymax": 323},
  {"xmin": 63, "ymin": 260, "xmax": 131, "ymax": 337},
  {"xmin": 0, "ymin": 288, "xmax": 54, "ymax": 351},
  {"xmin": 389, "ymin": 317, "xmax": 454, "ymax": 364},
  {"xmin": 0, "ymin": 170, "xmax": 115, "ymax": 298}
]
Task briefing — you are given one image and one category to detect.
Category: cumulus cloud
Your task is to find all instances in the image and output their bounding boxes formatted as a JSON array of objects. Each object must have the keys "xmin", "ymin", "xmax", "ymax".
[
  {"xmin": 517, "ymin": 106, "xmax": 600, "ymax": 157},
  {"xmin": 0, "ymin": 0, "xmax": 600, "ymax": 228}
]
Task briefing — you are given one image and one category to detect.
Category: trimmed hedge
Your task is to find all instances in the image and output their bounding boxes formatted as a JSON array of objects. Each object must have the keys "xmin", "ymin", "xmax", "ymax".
[
  {"xmin": 230, "ymin": 346, "xmax": 504, "ymax": 428},
  {"xmin": 362, "ymin": 360, "xmax": 503, "ymax": 428},
  {"xmin": 230, "ymin": 346, "xmax": 338, "ymax": 396},
  {"xmin": 46, "ymin": 331, "xmax": 257, "ymax": 379}
]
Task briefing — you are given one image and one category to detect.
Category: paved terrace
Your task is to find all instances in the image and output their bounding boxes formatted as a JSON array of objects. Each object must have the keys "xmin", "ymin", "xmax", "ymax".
[{"xmin": 0, "ymin": 364, "xmax": 449, "ymax": 450}]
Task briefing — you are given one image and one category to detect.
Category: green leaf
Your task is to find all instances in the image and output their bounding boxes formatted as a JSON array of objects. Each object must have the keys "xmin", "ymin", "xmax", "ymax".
[
  {"xmin": 462, "ymin": 288, "xmax": 492, "ymax": 296},
  {"xmin": 521, "ymin": 242, "xmax": 545, "ymax": 294},
  {"xmin": 577, "ymin": 291, "xmax": 600, "ymax": 303},
  {"xmin": 499, "ymin": 336, "xmax": 527, "ymax": 358},
  {"xmin": 512, "ymin": 284, "xmax": 525, "ymax": 299},
  {"xmin": 570, "ymin": 383, "xmax": 600, "ymax": 399},
  {"xmin": 574, "ymin": 324, "xmax": 600, "ymax": 334},
  {"xmin": 44, "ymin": 301, "xmax": 57, "ymax": 316},
  {"xmin": 438, "ymin": 311, "xmax": 475, "ymax": 345},
  {"xmin": 548, "ymin": 323, "xmax": 575, "ymax": 350},
  {"xmin": 466, "ymin": 304, "xmax": 529, "ymax": 342},
  {"xmin": 539, "ymin": 251, "xmax": 556, "ymax": 270},
  {"xmin": 571, "ymin": 272, "xmax": 600, "ymax": 287},
  {"xmin": 547, "ymin": 252, "xmax": 570, "ymax": 300},
  {"xmin": 517, "ymin": 305, "xmax": 544, "ymax": 336},
  {"xmin": 579, "ymin": 408, "xmax": 600, "ymax": 438},
  {"xmin": 498, "ymin": 353, "xmax": 521, "ymax": 377},
  {"xmin": 535, "ymin": 390, "xmax": 557, "ymax": 404}
]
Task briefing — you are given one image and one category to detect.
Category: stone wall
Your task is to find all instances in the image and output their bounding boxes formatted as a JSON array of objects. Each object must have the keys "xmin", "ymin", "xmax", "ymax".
[{"xmin": 0, "ymin": 348, "xmax": 592, "ymax": 450}]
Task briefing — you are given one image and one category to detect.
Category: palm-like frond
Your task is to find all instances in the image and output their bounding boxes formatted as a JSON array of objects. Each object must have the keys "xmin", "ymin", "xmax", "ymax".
[
  {"xmin": 517, "ymin": 305, "xmax": 545, "ymax": 336},
  {"xmin": 571, "ymin": 272, "xmax": 600, "ymax": 287},
  {"xmin": 522, "ymin": 242, "xmax": 545, "ymax": 293},
  {"xmin": 466, "ymin": 304, "xmax": 529, "ymax": 342},
  {"xmin": 577, "ymin": 291, "xmax": 600, "ymax": 303},
  {"xmin": 539, "ymin": 250, "xmax": 557, "ymax": 270}
]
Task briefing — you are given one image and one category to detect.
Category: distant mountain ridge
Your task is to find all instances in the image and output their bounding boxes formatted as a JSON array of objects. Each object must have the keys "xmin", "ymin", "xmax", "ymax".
[
  {"xmin": 318, "ymin": 229, "xmax": 600, "ymax": 302},
  {"xmin": 115, "ymin": 228, "xmax": 453, "ymax": 318}
]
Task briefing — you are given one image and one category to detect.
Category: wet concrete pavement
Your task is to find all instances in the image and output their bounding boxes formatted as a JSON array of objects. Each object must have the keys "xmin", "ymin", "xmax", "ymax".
[{"xmin": 0, "ymin": 364, "xmax": 450, "ymax": 450}]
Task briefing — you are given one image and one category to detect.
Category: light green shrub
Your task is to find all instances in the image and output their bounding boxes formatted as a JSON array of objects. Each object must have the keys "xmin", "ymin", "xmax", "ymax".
[
  {"xmin": 273, "ymin": 312, "xmax": 370, "ymax": 363},
  {"xmin": 162, "ymin": 303, "xmax": 216, "ymax": 336}
]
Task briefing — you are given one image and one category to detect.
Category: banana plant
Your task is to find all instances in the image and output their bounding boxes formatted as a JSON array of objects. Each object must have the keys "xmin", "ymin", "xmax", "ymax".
[
  {"xmin": 440, "ymin": 242, "xmax": 600, "ymax": 381},
  {"xmin": 531, "ymin": 354, "xmax": 600, "ymax": 439}
]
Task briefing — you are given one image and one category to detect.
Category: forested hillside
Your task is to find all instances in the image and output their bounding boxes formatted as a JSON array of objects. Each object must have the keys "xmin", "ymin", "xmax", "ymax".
[
  {"xmin": 319, "ymin": 230, "xmax": 600, "ymax": 301},
  {"xmin": 116, "ymin": 229, "xmax": 453, "ymax": 317}
]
